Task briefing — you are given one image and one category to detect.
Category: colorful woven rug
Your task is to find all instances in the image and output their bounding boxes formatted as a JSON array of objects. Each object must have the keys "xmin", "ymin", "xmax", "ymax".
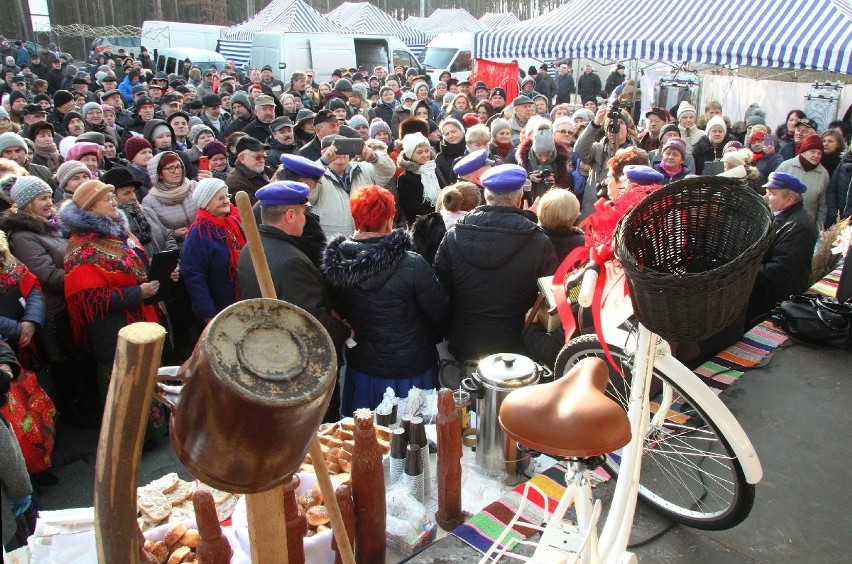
[
  {"xmin": 808, "ymin": 265, "xmax": 842, "ymax": 298},
  {"xmin": 450, "ymin": 464, "xmax": 613, "ymax": 555}
]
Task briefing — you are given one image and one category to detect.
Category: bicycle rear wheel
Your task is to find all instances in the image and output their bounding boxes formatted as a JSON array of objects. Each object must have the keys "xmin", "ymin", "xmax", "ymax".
[{"xmin": 554, "ymin": 334, "xmax": 755, "ymax": 530}]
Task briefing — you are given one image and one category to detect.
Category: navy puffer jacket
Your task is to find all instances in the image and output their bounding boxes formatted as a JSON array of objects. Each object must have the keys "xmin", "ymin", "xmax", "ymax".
[{"xmin": 322, "ymin": 229, "xmax": 449, "ymax": 378}]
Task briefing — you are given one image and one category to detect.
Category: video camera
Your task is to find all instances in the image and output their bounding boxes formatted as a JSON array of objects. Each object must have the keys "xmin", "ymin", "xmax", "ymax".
[{"xmin": 608, "ymin": 100, "xmax": 623, "ymax": 135}]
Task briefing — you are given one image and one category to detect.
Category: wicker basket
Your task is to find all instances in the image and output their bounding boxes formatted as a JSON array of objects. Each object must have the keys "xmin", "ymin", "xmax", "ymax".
[{"xmin": 614, "ymin": 177, "xmax": 773, "ymax": 342}]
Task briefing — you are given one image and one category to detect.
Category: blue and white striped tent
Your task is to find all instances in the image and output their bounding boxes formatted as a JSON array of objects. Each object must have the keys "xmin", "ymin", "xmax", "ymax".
[
  {"xmin": 479, "ymin": 13, "xmax": 520, "ymax": 29},
  {"xmin": 417, "ymin": 9, "xmax": 489, "ymax": 42},
  {"xmin": 219, "ymin": 0, "xmax": 346, "ymax": 68},
  {"xmin": 326, "ymin": 2, "xmax": 426, "ymax": 46},
  {"xmin": 474, "ymin": 0, "xmax": 852, "ymax": 75}
]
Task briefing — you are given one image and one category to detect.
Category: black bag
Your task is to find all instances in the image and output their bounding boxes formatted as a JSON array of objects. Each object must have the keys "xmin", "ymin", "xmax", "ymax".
[{"xmin": 776, "ymin": 294, "xmax": 852, "ymax": 349}]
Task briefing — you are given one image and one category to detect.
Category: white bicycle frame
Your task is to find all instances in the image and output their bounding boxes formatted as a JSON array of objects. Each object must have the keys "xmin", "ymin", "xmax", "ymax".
[{"xmin": 481, "ymin": 324, "xmax": 763, "ymax": 564}]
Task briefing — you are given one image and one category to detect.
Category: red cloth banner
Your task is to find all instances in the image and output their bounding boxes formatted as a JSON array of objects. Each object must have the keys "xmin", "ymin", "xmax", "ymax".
[{"xmin": 470, "ymin": 59, "xmax": 519, "ymax": 104}]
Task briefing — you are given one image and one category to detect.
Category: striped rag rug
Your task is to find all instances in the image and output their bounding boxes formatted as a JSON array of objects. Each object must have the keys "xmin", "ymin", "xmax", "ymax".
[
  {"xmin": 693, "ymin": 264, "xmax": 843, "ymax": 393},
  {"xmin": 451, "ymin": 464, "xmax": 609, "ymax": 554}
]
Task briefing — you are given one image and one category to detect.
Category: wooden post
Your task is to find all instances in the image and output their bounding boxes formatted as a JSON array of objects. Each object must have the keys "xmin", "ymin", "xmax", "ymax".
[
  {"xmin": 236, "ymin": 192, "xmax": 356, "ymax": 564},
  {"xmin": 94, "ymin": 322, "xmax": 165, "ymax": 564}
]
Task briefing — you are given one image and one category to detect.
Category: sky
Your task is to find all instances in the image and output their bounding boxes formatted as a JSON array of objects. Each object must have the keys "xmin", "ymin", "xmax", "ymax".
[{"xmin": 29, "ymin": 0, "xmax": 51, "ymax": 32}]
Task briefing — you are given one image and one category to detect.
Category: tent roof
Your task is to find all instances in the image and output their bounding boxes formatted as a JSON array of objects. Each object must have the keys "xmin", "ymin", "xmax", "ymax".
[
  {"xmin": 326, "ymin": 2, "xmax": 425, "ymax": 44},
  {"xmin": 418, "ymin": 9, "xmax": 488, "ymax": 41},
  {"xmin": 474, "ymin": 0, "xmax": 852, "ymax": 75},
  {"xmin": 479, "ymin": 13, "xmax": 520, "ymax": 28},
  {"xmin": 222, "ymin": 0, "xmax": 343, "ymax": 41}
]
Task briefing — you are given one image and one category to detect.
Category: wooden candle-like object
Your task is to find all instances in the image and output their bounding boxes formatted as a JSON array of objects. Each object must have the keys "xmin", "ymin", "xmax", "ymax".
[
  {"xmin": 351, "ymin": 408, "xmax": 386, "ymax": 562},
  {"xmin": 282, "ymin": 474, "xmax": 306, "ymax": 564},
  {"xmin": 436, "ymin": 388, "xmax": 464, "ymax": 530},
  {"xmin": 193, "ymin": 489, "xmax": 234, "ymax": 564},
  {"xmin": 332, "ymin": 485, "xmax": 356, "ymax": 564}
]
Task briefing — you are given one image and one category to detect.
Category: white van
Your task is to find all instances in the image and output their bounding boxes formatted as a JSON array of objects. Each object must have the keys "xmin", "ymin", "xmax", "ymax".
[
  {"xmin": 421, "ymin": 32, "xmax": 544, "ymax": 83},
  {"xmin": 250, "ymin": 33, "xmax": 425, "ymax": 83},
  {"xmin": 155, "ymin": 48, "xmax": 226, "ymax": 75},
  {"xmin": 142, "ymin": 20, "xmax": 224, "ymax": 53}
]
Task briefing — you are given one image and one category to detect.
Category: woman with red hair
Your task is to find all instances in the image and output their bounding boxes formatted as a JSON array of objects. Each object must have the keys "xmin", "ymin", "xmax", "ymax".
[{"xmin": 322, "ymin": 185, "xmax": 450, "ymax": 414}]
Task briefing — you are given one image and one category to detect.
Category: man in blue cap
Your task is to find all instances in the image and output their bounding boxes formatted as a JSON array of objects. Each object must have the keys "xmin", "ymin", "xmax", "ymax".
[
  {"xmin": 236, "ymin": 180, "xmax": 351, "ymax": 371},
  {"xmin": 453, "ymin": 148, "xmax": 491, "ymax": 186},
  {"xmin": 274, "ymin": 153, "xmax": 330, "ymax": 267},
  {"xmin": 433, "ymin": 164, "xmax": 557, "ymax": 361},
  {"xmin": 746, "ymin": 172, "xmax": 818, "ymax": 323}
]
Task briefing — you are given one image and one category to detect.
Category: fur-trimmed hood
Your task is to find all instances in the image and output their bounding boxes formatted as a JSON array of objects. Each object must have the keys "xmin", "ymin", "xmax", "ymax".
[
  {"xmin": 322, "ymin": 228, "xmax": 410, "ymax": 291},
  {"xmin": 0, "ymin": 210, "xmax": 58, "ymax": 236},
  {"xmin": 59, "ymin": 199, "xmax": 130, "ymax": 238},
  {"xmin": 517, "ymin": 136, "xmax": 572, "ymax": 189}
]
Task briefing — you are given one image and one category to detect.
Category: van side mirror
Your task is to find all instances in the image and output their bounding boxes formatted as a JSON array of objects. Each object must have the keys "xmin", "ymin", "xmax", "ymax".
[{"xmin": 278, "ymin": 63, "xmax": 286, "ymax": 70}]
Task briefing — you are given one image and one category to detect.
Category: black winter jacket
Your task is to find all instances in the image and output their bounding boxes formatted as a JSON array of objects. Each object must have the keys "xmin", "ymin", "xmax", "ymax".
[
  {"xmin": 746, "ymin": 201, "xmax": 818, "ymax": 322},
  {"xmin": 691, "ymin": 134, "xmax": 734, "ymax": 175},
  {"xmin": 323, "ymin": 229, "xmax": 449, "ymax": 378},
  {"xmin": 828, "ymin": 152, "xmax": 852, "ymax": 224},
  {"xmin": 433, "ymin": 206, "xmax": 557, "ymax": 361}
]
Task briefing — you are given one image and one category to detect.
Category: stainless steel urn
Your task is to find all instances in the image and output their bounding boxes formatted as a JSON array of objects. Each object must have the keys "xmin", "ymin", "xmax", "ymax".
[{"xmin": 462, "ymin": 353, "xmax": 541, "ymax": 484}]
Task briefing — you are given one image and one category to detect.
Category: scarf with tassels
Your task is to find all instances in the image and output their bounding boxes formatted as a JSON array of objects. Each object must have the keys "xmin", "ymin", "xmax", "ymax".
[
  {"xmin": 186, "ymin": 206, "xmax": 246, "ymax": 293},
  {"xmin": 64, "ymin": 230, "xmax": 158, "ymax": 345}
]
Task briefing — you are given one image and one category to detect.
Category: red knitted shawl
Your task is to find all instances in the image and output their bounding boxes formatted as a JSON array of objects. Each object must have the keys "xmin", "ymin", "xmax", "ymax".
[{"xmin": 64, "ymin": 230, "xmax": 158, "ymax": 345}]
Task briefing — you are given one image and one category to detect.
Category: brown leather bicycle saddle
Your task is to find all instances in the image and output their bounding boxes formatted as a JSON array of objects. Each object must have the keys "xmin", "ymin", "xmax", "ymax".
[{"xmin": 499, "ymin": 357, "xmax": 631, "ymax": 458}]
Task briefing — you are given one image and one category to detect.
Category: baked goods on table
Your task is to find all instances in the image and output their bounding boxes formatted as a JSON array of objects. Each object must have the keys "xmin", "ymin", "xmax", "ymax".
[
  {"xmin": 137, "ymin": 472, "xmax": 241, "ymax": 532},
  {"xmin": 302, "ymin": 418, "xmax": 392, "ymax": 478}
]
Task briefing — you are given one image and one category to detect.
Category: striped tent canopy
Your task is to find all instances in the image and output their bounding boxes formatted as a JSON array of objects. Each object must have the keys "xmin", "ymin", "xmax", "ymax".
[
  {"xmin": 479, "ymin": 13, "xmax": 520, "ymax": 29},
  {"xmin": 326, "ymin": 2, "xmax": 426, "ymax": 45},
  {"xmin": 474, "ymin": 0, "xmax": 852, "ymax": 75},
  {"xmin": 405, "ymin": 16, "xmax": 427, "ymax": 29},
  {"xmin": 220, "ymin": 0, "xmax": 346, "ymax": 68},
  {"xmin": 222, "ymin": 0, "xmax": 343, "ymax": 41},
  {"xmin": 418, "ymin": 9, "xmax": 488, "ymax": 42}
]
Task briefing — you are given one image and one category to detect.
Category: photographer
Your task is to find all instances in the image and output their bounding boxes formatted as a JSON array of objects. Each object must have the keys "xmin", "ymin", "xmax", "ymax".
[
  {"xmin": 573, "ymin": 101, "xmax": 635, "ymax": 217},
  {"xmin": 517, "ymin": 118, "xmax": 572, "ymax": 207}
]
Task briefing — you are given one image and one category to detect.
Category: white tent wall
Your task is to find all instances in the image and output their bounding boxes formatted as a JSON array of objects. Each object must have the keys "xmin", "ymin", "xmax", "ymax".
[{"xmin": 640, "ymin": 71, "xmax": 852, "ymax": 132}]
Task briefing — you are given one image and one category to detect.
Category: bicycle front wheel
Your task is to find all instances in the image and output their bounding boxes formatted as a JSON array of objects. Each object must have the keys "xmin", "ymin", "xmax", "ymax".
[{"xmin": 554, "ymin": 334, "xmax": 755, "ymax": 530}]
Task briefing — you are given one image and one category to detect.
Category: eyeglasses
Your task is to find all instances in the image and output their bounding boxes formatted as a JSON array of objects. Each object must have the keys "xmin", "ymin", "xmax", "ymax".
[
  {"xmin": 162, "ymin": 164, "xmax": 183, "ymax": 173},
  {"xmin": 556, "ymin": 130, "xmax": 573, "ymax": 135}
]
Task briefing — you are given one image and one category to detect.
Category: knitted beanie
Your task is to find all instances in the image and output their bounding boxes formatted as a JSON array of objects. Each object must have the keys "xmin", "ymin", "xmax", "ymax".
[
  {"xmin": 55, "ymin": 160, "xmax": 92, "ymax": 190},
  {"xmin": 662, "ymin": 137, "xmax": 687, "ymax": 158},
  {"xmin": 369, "ymin": 118, "xmax": 392, "ymax": 139},
  {"xmin": 10, "ymin": 176, "xmax": 52, "ymax": 210},
  {"xmin": 190, "ymin": 124, "xmax": 214, "ymax": 144},
  {"xmin": 124, "ymin": 136, "xmax": 152, "ymax": 162},
  {"xmin": 440, "ymin": 117, "xmax": 465, "ymax": 135},
  {"xmin": 201, "ymin": 140, "xmax": 228, "ymax": 158},
  {"xmin": 0, "ymin": 132, "xmax": 27, "ymax": 154},
  {"xmin": 230, "ymin": 91, "xmax": 252, "ymax": 111},
  {"xmin": 193, "ymin": 178, "xmax": 227, "ymax": 209},
  {"xmin": 82, "ymin": 102, "xmax": 102, "ymax": 119},
  {"xmin": 798, "ymin": 133, "xmax": 823, "ymax": 154},
  {"xmin": 9, "ymin": 91, "xmax": 26, "ymax": 106},
  {"xmin": 676, "ymin": 101, "xmax": 696, "ymax": 118},
  {"xmin": 53, "ymin": 89, "xmax": 74, "ymax": 107},
  {"xmin": 490, "ymin": 118, "xmax": 510, "ymax": 137},
  {"xmin": 706, "ymin": 115, "xmax": 727, "ymax": 134},
  {"xmin": 327, "ymin": 98, "xmax": 347, "ymax": 112},
  {"xmin": 531, "ymin": 122, "xmax": 556, "ymax": 155},
  {"xmin": 347, "ymin": 115, "xmax": 368, "ymax": 129},
  {"xmin": 0, "ymin": 107, "xmax": 9, "ymax": 120},
  {"xmin": 402, "ymin": 133, "xmax": 430, "ymax": 160},
  {"xmin": 462, "ymin": 114, "xmax": 481, "ymax": 129}
]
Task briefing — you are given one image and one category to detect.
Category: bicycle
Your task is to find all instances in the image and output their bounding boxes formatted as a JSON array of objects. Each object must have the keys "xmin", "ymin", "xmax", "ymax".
[{"xmin": 480, "ymin": 178, "xmax": 771, "ymax": 563}]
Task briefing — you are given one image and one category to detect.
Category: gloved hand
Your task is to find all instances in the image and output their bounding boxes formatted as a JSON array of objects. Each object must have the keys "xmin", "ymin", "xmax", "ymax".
[{"xmin": 10, "ymin": 494, "xmax": 32, "ymax": 517}]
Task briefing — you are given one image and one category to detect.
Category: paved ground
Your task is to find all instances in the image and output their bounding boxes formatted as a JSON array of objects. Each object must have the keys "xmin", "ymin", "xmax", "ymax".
[{"xmin": 37, "ymin": 341, "xmax": 852, "ymax": 562}]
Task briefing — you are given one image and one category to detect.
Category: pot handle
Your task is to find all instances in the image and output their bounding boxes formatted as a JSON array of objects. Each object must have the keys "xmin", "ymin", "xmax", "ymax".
[
  {"xmin": 154, "ymin": 365, "xmax": 184, "ymax": 410},
  {"xmin": 461, "ymin": 377, "xmax": 484, "ymax": 399}
]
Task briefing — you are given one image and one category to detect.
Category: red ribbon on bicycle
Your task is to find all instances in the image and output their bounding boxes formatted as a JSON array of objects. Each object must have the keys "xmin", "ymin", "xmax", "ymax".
[{"xmin": 552, "ymin": 198, "xmax": 625, "ymax": 377}]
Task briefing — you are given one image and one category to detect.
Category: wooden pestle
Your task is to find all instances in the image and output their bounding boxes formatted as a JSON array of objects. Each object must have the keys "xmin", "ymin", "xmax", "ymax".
[
  {"xmin": 436, "ymin": 388, "xmax": 464, "ymax": 530},
  {"xmin": 94, "ymin": 322, "xmax": 165, "ymax": 564},
  {"xmin": 194, "ymin": 489, "xmax": 233, "ymax": 564},
  {"xmin": 282, "ymin": 475, "xmax": 307, "ymax": 564},
  {"xmin": 352, "ymin": 408, "xmax": 387, "ymax": 562},
  {"xmin": 236, "ymin": 192, "xmax": 356, "ymax": 564},
  {"xmin": 331, "ymin": 485, "xmax": 356, "ymax": 564}
]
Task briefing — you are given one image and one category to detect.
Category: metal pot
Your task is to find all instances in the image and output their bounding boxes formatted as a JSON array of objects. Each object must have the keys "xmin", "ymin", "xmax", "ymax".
[{"xmin": 462, "ymin": 353, "xmax": 542, "ymax": 483}]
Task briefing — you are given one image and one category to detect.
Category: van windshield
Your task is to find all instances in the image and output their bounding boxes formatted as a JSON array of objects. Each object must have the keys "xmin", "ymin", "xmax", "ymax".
[{"xmin": 419, "ymin": 47, "xmax": 456, "ymax": 70}]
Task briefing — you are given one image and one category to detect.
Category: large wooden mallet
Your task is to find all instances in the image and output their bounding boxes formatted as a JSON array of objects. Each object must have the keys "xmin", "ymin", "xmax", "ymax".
[{"xmin": 236, "ymin": 191, "xmax": 356, "ymax": 564}]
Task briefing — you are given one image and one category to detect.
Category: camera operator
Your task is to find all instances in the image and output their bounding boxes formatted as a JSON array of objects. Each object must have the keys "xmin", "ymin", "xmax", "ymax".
[
  {"xmin": 573, "ymin": 101, "xmax": 635, "ymax": 218},
  {"xmin": 517, "ymin": 117, "xmax": 572, "ymax": 207}
]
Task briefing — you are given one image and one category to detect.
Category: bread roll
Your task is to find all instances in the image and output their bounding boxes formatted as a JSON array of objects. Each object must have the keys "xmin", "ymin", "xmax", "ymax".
[
  {"xmin": 180, "ymin": 528, "xmax": 200, "ymax": 549},
  {"xmin": 167, "ymin": 545, "xmax": 191, "ymax": 564},
  {"xmin": 305, "ymin": 505, "xmax": 331, "ymax": 527},
  {"xmin": 164, "ymin": 523, "xmax": 187, "ymax": 547},
  {"xmin": 149, "ymin": 540, "xmax": 169, "ymax": 563}
]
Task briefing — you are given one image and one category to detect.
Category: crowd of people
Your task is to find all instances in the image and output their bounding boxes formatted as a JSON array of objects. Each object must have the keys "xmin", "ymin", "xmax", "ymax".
[{"xmin": 2, "ymin": 39, "xmax": 852, "ymax": 551}]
